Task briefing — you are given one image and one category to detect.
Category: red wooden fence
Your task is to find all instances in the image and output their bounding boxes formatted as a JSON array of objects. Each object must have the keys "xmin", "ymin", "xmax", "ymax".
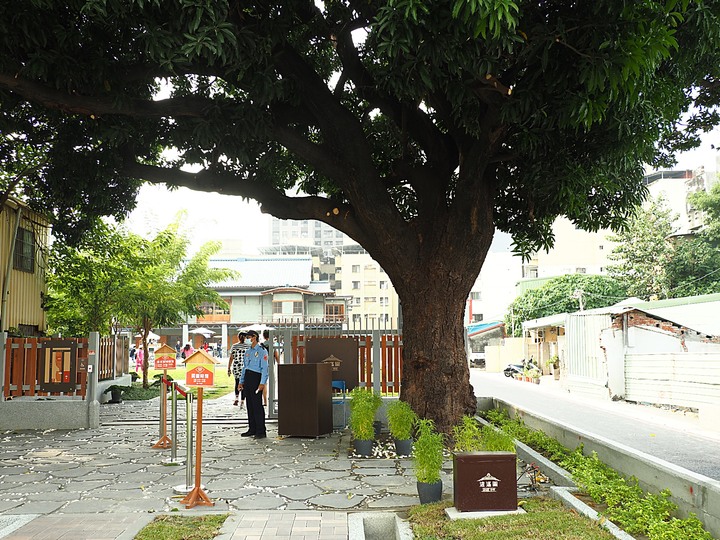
[
  {"xmin": 289, "ymin": 334, "xmax": 402, "ymax": 394},
  {"xmin": 3, "ymin": 337, "xmax": 88, "ymax": 399}
]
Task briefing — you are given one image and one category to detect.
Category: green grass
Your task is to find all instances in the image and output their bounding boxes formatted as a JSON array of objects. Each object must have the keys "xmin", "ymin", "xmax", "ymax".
[
  {"xmin": 134, "ymin": 514, "xmax": 229, "ymax": 540},
  {"xmin": 121, "ymin": 368, "xmax": 234, "ymax": 400},
  {"xmin": 409, "ymin": 498, "xmax": 617, "ymax": 540}
]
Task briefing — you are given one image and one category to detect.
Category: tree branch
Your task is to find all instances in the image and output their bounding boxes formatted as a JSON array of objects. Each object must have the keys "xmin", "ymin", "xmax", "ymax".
[
  {"xmin": 121, "ymin": 161, "xmax": 373, "ymax": 246},
  {"xmin": 0, "ymin": 73, "xmax": 214, "ymax": 118}
]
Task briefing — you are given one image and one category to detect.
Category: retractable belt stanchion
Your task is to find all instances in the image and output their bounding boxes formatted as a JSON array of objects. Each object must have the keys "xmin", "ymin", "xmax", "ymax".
[
  {"xmin": 177, "ymin": 350, "xmax": 217, "ymax": 508},
  {"xmin": 179, "ymin": 387, "xmax": 213, "ymax": 508},
  {"xmin": 173, "ymin": 389, "xmax": 194, "ymax": 495},
  {"xmin": 151, "ymin": 373, "xmax": 172, "ymax": 449},
  {"xmin": 164, "ymin": 382, "xmax": 184, "ymax": 465},
  {"xmin": 152, "ymin": 344, "xmax": 177, "ymax": 449}
]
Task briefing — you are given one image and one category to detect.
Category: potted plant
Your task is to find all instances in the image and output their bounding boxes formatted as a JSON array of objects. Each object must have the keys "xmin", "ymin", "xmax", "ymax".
[
  {"xmin": 386, "ymin": 400, "xmax": 418, "ymax": 456},
  {"xmin": 130, "ymin": 371, "xmax": 140, "ymax": 382},
  {"xmin": 103, "ymin": 384, "xmax": 132, "ymax": 404},
  {"xmin": 452, "ymin": 415, "xmax": 517, "ymax": 512},
  {"xmin": 414, "ymin": 418, "xmax": 445, "ymax": 504},
  {"xmin": 551, "ymin": 355, "xmax": 560, "ymax": 380},
  {"xmin": 349, "ymin": 387, "xmax": 381, "ymax": 456}
]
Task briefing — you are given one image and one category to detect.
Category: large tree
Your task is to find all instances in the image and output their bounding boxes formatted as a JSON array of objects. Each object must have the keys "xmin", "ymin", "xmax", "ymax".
[
  {"xmin": 1, "ymin": 1, "xmax": 719, "ymax": 431},
  {"xmin": 46, "ymin": 221, "xmax": 142, "ymax": 336},
  {"xmin": 606, "ymin": 197, "xmax": 677, "ymax": 300},
  {"xmin": 120, "ymin": 220, "xmax": 234, "ymax": 388}
]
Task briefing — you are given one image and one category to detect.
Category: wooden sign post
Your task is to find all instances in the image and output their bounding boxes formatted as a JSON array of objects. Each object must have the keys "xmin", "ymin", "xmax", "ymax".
[
  {"xmin": 151, "ymin": 344, "xmax": 177, "ymax": 449},
  {"xmin": 180, "ymin": 350, "xmax": 218, "ymax": 509}
]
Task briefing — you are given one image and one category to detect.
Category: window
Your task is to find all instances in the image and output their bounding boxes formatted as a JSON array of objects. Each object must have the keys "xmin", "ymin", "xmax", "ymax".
[
  {"xmin": 470, "ymin": 292, "xmax": 481, "ymax": 300},
  {"xmin": 352, "ymin": 265, "xmax": 360, "ymax": 273},
  {"xmin": 472, "ymin": 314, "xmax": 484, "ymax": 322},
  {"xmin": 352, "ymin": 281, "xmax": 360, "ymax": 289},
  {"xmin": 335, "ymin": 280, "xmax": 342, "ymax": 289},
  {"xmin": 576, "ymin": 267, "xmax": 586, "ymax": 274},
  {"xmin": 353, "ymin": 314, "xmax": 362, "ymax": 323},
  {"xmin": 354, "ymin": 297, "xmax": 361, "ymax": 305},
  {"xmin": 293, "ymin": 301, "xmax": 303, "ymax": 314},
  {"xmin": 272, "ymin": 302, "xmax": 283, "ymax": 314},
  {"xmin": 365, "ymin": 296, "xmax": 376, "ymax": 303},
  {"xmin": 379, "ymin": 281, "xmax": 388, "ymax": 289},
  {"xmin": 380, "ymin": 297, "xmax": 389, "ymax": 306},
  {"xmin": 325, "ymin": 304, "xmax": 344, "ymax": 321},
  {"xmin": 13, "ymin": 227, "xmax": 35, "ymax": 273},
  {"xmin": 199, "ymin": 300, "xmax": 230, "ymax": 315}
]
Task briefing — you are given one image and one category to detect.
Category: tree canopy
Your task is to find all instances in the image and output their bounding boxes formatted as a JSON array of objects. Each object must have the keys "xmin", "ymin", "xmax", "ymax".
[
  {"xmin": 504, "ymin": 274, "xmax": 627, "ymax": 336},
  {"xmin": 46, "ymin": 217, "xmax": 234, "ymax": 386},
  {"xmin": 2, "ymin": 0, "xmax": 720, "ymax": 430},
  {"xmin": 606, "ymin": 196, "xmax": 677, "ymax": 300},
  {"xmin": 607, "ymin": 189, "xmax": 720, "ymax": 300}
]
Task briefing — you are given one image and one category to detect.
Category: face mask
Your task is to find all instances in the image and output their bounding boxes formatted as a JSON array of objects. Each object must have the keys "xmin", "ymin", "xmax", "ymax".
[{"xmin": 244, "ymin": 339, "xmax": 251, "ymax": 345}]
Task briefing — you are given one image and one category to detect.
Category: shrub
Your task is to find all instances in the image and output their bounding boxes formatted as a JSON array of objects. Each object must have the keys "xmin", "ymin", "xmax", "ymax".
[
  {"xmin": 349, "ymin": 387, "xmax": 381, "ymax": 441},
  {"xmin": 386, "ymin": 400, "xmax": 418, "ymax": 440},
  {"xmin": 414, "ymin": 418, "xmax": 444, "ymax": 484}
]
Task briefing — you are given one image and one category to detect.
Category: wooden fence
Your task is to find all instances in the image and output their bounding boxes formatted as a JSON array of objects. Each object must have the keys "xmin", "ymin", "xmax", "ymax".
[
  {"xmin": 2, "ymin": 334, "xmax": 129, "ymax": 399},
  {"xmin": 285, "ymin": 329, "xmax": 403, "ymax": 394}
]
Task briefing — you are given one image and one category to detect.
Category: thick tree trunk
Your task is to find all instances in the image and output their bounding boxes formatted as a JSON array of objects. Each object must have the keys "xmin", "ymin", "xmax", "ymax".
[
  {"xmin": 398, "ymin": 279, "xmax": 479, "ymax": 435},
  {"xmin": 391, "ymin": 217, "xmax": 493, "ymax": 433}
]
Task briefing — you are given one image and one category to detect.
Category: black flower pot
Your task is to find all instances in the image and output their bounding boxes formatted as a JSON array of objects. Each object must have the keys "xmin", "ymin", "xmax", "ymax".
[
  {"xmin": 416, "ymin": 480, "xmax": 443, "ymax": 504},
  {"xmin": 353, "ymin": 439, "xmax": 373, "ymax": 457},
  {"xmin": 394, "ymin": 438, "xmax": 413, "ymax": 456}
]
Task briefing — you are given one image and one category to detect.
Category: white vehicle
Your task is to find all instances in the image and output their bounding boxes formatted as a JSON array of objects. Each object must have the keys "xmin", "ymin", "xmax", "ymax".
[{"xmin": 469, "ymin": 352, "xmax": 485, "ymax": 368}]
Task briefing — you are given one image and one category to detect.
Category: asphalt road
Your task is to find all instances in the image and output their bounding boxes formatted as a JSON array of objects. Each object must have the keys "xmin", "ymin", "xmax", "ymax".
[{"xmin": 470, "ymin": 370, "xmax": 720, "ymax": 481}]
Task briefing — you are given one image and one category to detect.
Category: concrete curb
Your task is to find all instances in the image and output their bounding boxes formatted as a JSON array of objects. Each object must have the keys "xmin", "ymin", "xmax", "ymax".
[
  {"xmin": 348, "ymin": 512, "xmax": 412, "ymax": 540},
  {"xmin": 549, "ymin": 487, "xmax": 636, "ymax": 540}
]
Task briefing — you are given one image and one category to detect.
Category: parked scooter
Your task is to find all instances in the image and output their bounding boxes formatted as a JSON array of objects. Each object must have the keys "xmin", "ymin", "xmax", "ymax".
[
  {"xmin": 503, "ymin": 358, "xmax": 536, "ymax": 378},
  {"xmin": 503, "ymin": 362, "xmax": 525, "ymax": 377}
]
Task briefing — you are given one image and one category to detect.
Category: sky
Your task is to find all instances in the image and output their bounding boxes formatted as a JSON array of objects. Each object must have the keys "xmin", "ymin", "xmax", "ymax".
[
  {"xmin": 124, "ymin": 183, "xmax": 271, "ymax": 256},
  {"xmin": 124, "ymin": 128, "xmax": 720, "ymax": 256}
]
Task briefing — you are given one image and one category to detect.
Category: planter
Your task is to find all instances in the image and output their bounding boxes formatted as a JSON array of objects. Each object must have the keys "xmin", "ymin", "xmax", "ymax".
[
  {"xmin": 533, "ymin": 378, "xmax": 540, "ymax": 385},
  {"xmin": 354, "ymin": 439, "xmax": 374, "ymax": 457},
  {"xmin": 417, "ymin": 480, "xmax": 443, "ymax": 504},
  {"xmin": 554, "ymin": 370, "xmax": 560, "ymax": 380},
  {"xmin": 394, "ymin": 438, "xmax": 413, "ymax": 456},
  {"xmin": 109, "ymin": 389, "xmax": 123, "ymax": 403}
]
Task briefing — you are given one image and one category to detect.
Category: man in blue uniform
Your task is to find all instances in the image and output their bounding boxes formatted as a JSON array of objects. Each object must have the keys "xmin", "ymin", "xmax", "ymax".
[{"xmin": 238, "ymin": 329, "xmax": 268, "ymax": 439}]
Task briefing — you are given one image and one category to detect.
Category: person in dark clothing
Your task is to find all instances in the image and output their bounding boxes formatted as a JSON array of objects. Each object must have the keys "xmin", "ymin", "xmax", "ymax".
[{"xmin": 238, "ymin": 330, "xmax": 268, "ymax": 439}]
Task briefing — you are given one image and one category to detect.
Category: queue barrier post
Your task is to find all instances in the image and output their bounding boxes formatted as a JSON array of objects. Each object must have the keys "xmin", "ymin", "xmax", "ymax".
[
  {"xmin": 173, "ymin": 387, "xmax": 194, "ymax": 495},
  {"xmin": 163, "ymin": 381, "xmax": 184, "ymax": 465},
  {"xmin": 151, "ymin": 372, "xmax": 172, "ymax": 449}
]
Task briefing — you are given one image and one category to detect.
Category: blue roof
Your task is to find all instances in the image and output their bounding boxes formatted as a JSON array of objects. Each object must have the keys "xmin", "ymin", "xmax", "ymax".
[{"xmin": 466, "ymin": 321, "xmax": 504, "ymax": 337}]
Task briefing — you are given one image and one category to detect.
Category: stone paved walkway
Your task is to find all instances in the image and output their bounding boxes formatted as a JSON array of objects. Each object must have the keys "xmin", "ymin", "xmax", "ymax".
[{"xmin": 0, "ymin": 393, "xmax": 458, "ymax": 539}]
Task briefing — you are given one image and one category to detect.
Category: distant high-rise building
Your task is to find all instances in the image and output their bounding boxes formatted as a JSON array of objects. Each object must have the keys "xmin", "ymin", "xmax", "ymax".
[{"xmin": 270, "ymin": 218, "xmax": 356, "ymax": 249}]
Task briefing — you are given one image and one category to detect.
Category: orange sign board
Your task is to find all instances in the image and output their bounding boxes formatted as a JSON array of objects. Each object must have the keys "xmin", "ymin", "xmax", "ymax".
[
  {"xmin": 186, "ymin": 365, "xmax": 214, "ymax": 387},
  {"xmin": 155, "ymin": 354, "xmax": 176, "ymax": 370}
]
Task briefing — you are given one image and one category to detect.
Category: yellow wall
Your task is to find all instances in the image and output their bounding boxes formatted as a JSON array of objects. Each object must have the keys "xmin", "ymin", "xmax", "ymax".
[
  {"xmin": 0, "ymin": 200, "xmax": 49, "ymax": 333},
  {"xmin": 485, "ymin": 337, "xmax": 525, "ymax": 372}
]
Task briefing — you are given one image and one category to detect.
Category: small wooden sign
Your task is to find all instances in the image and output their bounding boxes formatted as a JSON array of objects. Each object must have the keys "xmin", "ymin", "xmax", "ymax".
[
  {"xmin": 154, "ymin": 344, "xmax": 177, "ymax": 370},
  {"xmin": 186, "ymin": 365, "xmax": 214, "ymax": 387}
]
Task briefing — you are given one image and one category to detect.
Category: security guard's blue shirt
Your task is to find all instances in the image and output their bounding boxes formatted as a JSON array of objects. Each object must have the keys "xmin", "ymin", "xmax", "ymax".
[{"xmin": 240, "ymin": 343, "xmax": 268, "ymax": 385}]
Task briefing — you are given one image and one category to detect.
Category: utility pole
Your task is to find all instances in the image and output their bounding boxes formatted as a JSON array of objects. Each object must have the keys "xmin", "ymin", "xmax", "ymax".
[{"xmin": 573, "ymin": 289, "xmax": 585, "ymax": 311}]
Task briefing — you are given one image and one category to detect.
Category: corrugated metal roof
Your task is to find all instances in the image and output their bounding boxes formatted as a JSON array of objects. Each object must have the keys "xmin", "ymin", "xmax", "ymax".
[
  {"xmin": 466, "ymin": 321, "xmax": 504, "ymax": 338},
  {"xmin": 210, "ymin": 257, "xmax": 312, "ymax": 289}
]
